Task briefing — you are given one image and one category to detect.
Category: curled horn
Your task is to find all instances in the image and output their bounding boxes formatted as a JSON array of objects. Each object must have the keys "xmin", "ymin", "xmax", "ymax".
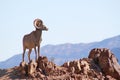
[{"xmin": 33, "ymin": 18, "xmax": 43, "ymax": 29}]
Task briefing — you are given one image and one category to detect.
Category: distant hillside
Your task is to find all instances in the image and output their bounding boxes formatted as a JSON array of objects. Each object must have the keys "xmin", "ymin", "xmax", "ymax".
[{"xmin": 0, "ymin": 35, "xmax": 120, "ymax": 69}]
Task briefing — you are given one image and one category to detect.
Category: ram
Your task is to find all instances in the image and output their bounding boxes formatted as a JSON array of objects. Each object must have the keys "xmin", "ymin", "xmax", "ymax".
[{"xmin": 22, "ymin": 19, "xmax": 48, "ymax": 62}]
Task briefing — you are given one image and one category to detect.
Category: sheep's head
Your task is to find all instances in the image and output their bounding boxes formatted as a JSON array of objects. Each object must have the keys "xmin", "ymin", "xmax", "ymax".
[{"xmin": 34, "ymin": 18, "xmax": 48, "ymax": 31}]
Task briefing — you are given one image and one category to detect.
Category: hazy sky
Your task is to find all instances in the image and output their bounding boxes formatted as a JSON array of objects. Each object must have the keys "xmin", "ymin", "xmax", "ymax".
[{"xmin": 0, "ymin": 0, "xmax": 120, "ymax": 61}]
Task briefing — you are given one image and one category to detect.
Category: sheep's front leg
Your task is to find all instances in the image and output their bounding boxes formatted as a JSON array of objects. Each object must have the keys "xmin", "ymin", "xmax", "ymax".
[
  {"xmin": 38, "ymin": 45, "xmax": 40, "ymax": 58},
  {"xmin": 34, "ymin": 47, "xmax": 37, "ymax": 61},
  {"xmin": 28, "ymin": 49, "xmax": 32, "ymax": 62}
]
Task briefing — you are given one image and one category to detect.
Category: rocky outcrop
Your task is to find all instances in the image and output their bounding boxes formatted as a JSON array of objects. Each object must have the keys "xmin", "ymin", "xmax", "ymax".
[
  {"xmin": 0, "ymin": 48, "xmax": 120, "ymax": 80},
  {"xmin": 89, "ymin": 48, "xmax": 120, "ymax": 79},
  {"xmin": 62, "ymin": 58, "xmax": 105, "ymax": 80}
]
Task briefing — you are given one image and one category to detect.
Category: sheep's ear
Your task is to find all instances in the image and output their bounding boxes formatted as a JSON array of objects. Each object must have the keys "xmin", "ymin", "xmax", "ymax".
[{"xmin": 34, "ymin": 18, "xmax": 43, "ymax": 29}]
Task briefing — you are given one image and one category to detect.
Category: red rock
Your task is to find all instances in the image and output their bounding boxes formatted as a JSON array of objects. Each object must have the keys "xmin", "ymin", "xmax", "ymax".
[
  {"xmin": 1, "ymin": 48, "xmax": 120, "ymax": 80},
  {"xmin": 89, "ymin": 48, "xmax": 120, "ymax": 79},
  {"xmin": 28, "ymin": 60, "xmax": 37, "ymax": 77},
  {"xmin": 19, "ymin": 61, "xmax": 28, "ymax": 75}
]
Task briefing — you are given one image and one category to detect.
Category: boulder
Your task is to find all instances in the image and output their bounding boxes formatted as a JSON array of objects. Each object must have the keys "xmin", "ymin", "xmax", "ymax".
[
  {"xmin": 62, "ymin": 60, "xmax": 81, "ymax": 74},
  {"xmin": 37, "ymin": 56, "xmax": 56, "ymax": 76},
  {"xmin": 88, "ymin": 48, "xmax": 102, "ymax": 64},
  {"xmin": 19, "ymin": 61, "xmax": 28, "ymax": 75},
  {"xmin": 28, "ymin": 60, "xmax": 37, "ymax": 77},
  {"xmin": 89, "ymin": 48, "xmax": 120, "ymax": 79},
  {"xmin": 80, "ymin": 60, "xmax": 90, "ymax": 75},
  {"xmin": 105, "ymin": 75, "xmax": 116, "ymax": 80},
  {"xmin": 37, "ymin": 56, "xmax": 48, "ymax": 70},
  {"xmin": 62, "ymin": 61, "xmax": 70, "ymax": 68}
]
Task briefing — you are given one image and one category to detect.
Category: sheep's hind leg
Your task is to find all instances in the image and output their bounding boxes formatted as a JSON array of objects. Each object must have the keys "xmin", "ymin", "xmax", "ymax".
[
  {"xmin": 22, "ymin": 48, "xmax": 26, "ymax": 62},
  {"xmin": 28, "ymin": 49, "xmax": 32, "ymax": 62}
]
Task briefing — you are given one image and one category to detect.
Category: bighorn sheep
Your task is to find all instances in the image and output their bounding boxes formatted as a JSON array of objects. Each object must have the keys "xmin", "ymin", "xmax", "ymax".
[{"xmin": 22, "ymin": 19, "xmax": 48, "ymax": 62}]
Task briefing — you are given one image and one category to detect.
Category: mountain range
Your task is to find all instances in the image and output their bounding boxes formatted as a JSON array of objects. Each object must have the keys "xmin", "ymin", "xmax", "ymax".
[{"xmin": 0, "ymin": 35, "xmax": 120, "ymax": 69}]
